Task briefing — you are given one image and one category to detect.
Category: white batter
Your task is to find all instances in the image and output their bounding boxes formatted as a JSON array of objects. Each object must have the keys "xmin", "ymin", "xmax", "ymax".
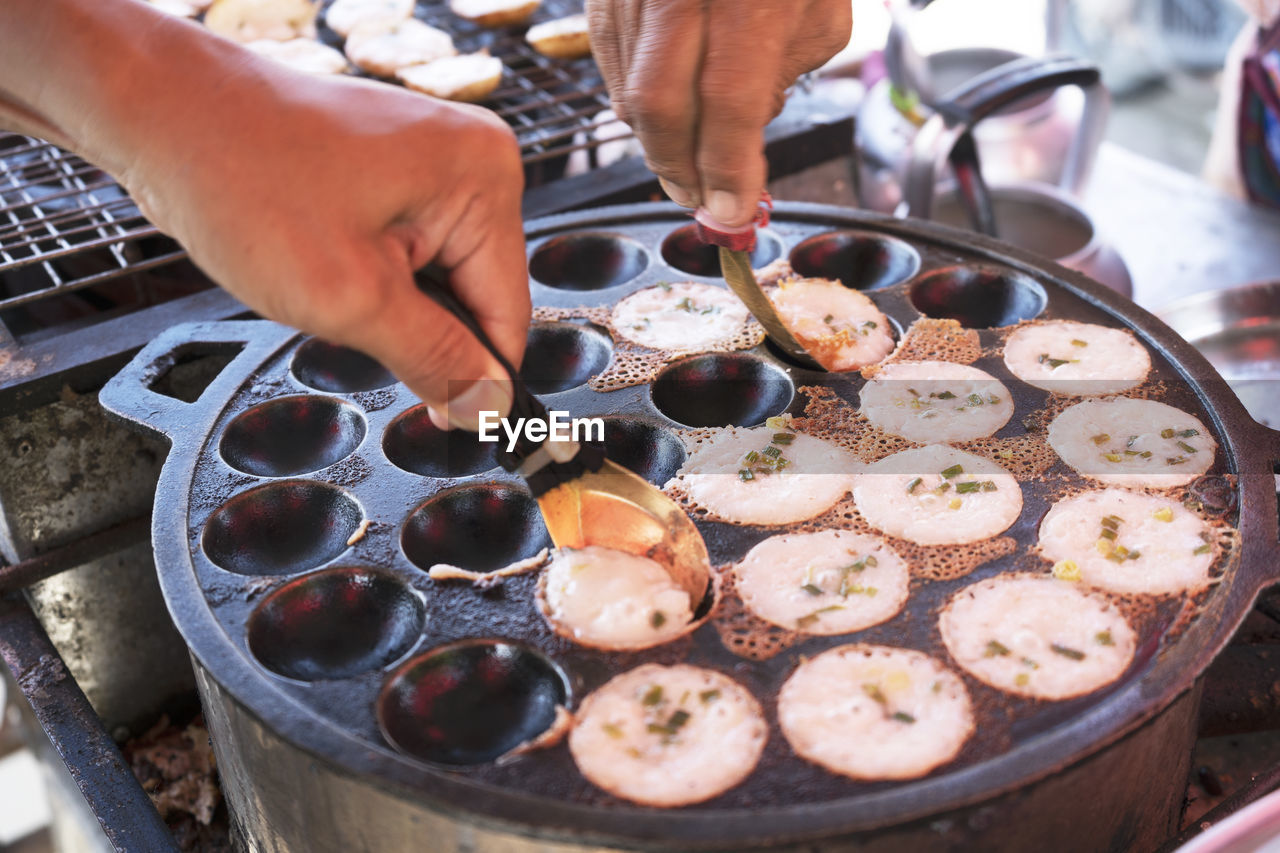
[
  {"xmin": 1004, "ymin": 320, "xmax": 1151, "ymax": 395},
  {"xmin": 450, "ymin": 0, "xmax": 541, "ymax": 27},
  {"xmin": 344, "ymin": 19, "xmax": 456, "ymax": 77},
  {"xmin": 940, "ymin": 574, "xmax": 1137, "ymax": 700},
  {"xmin": 671, "ymin": 426, "xmax": 859, "ymax": 525},
  {"xmin": 568, "ymin": 664, "xmax": 766, "ymax": 806},
  {"xmin": 852, "ymin": 445, "xmax": 1022, "ymax": 545},
  {"xmin": 778, "ymin": 645, "xmax": 974, "ymax": 780},
  {"xmin": 611, "ymin": 282, "xmax": 752, "ymax": 353},
  {"xmin": 769, "ymin": 278, "xmax": 895, "ymax": 372},
  {"xmin": 526, "ymin": 14, "xmax": 591, "ymax": 59},
  {"xmin": 732, "ymin": 530, "xmax": 909, "ymax": 635},
  {"xmin": 245, "ymin": 38, "xmax": 349, "ymax": 74},
  {"xmin": 859, "ymin": 360, "xmax": 1014, "ymax": 443},
  {"xmin": 203, "ymin": 0, "xmax": 316, "ymax": 41},
  {"xmin": 1047, "ymin": 398, "xmax": 1216, "ymax": 488},
  {"xmin": 541, "ymin": 546, "xmax": 693, "ymax": 650},
  {"xmin": 1038, "ymin": 488, "xmax": 1215, "ymax": 595},
  {"xmin": 323, "ymin": 0, "xmax": 412, "ymax": 37},
  {"xmin": 398, "ymin": 53, "xmax": 503, "ymax": 102}
]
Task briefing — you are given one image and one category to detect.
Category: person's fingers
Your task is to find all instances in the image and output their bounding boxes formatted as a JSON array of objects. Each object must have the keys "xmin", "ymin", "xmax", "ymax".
[
  {"xmin": 617, "ymin": 0, "xmax": 705, "ymax": 208},
  {"xmin": 585, "ymin": 0, "xmax": 626, "ymax": 108},
  {"xmin": 694, "ymin": 1, "xmax": 782, "ymax": 226}
]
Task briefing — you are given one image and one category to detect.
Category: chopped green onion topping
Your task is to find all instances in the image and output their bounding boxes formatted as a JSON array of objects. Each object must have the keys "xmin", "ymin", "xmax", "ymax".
[
  {"xmin": 744, "ymin": 450, "xmax": 759, "ymax": 464},
  {"xmin": 906, "ymin": 477, "xmax": 922, "ymax": 494},
  {"xmin": 1167, "ymin": 455, "xmax": 1188, "ymax": 465},
  {"xmin": 892, "ymin": 711, "xmax": 916, "ymax": 724},
  {"xmin": 865, "ymin": 555, "xmax": 878, "ymax": 568},
  {"xmin": 1127, "ymin": 435, "xmax": 1139, "ymax": 447},
  {"xmin": 700, "ymin": 690, "xmax": 720, "ymax": 703},
  {"xmin": 1095, "ymin": 631, "xmax": 1114, "ymax": 646},
  {"xmin": 1179, "ymin": 429, "xmax": 1200, "ymax": 438},
  {"xmin": 1099, "ymin": 528, "xmax": 1117, "ymax": 541},
  {"xmin": 797, "ymin": 605, "xmax": 845, "ymax": 628},
  {"xmin": 763, "ymin": 445, "xmax": 782, "ymax": 459},
  {"xmin": 801, "ymin": 583, "xmax": 824, "ymax": 597},
  {"xmin": 675, "ymin": 297, "xmax": 695, "ymax": 311},
  {"xmin": 935, "ymin": 390, "xmax": 956, "ymax": 400},
  {"xmin": 658, "ymin": 281, "xmax": 672, "ymax": 292},
  {"xmin": 650, "ymin": 611, "xmax": 666, "ymax": 629},
  {"xmin": 1193, "ymin": 542, "xmax": 1212, "ymax": 555},
  {"xmin": 1140, "ymin": 450, "xmax": 1153, "ymax": 458},
  {"xmin": 861, "ymin": 683, "xmax": 888, "ymax": 705},
  {"xmin": 772, "ymin": 433, "xmax": 795, "ymax": 445},
  {"xmin": 1102, "ymin": 515, "xmax": 1123, "ymax": 528},
  {"xmin": 1160, "ymin": 428, "xmax": 1176, "ymax": 439},
  {"xmin": 955, "ymin": 480, "xmax": 997, "ymax": 494},
  {"xmin": 984, "ymin": 640, "xmax": 1011, "ymax": 657},
  {"xmin": 941, "ymin": 464, "xmax": 964, "ymax": 479},
  {"xmin": 647, "ymin": 709, "xmax": 691, "ymax": 737},
  {"xmin": 642, "ymin": 685, "xmax": 663, "ymax": 706},
  {"xmin": 1103, "ymin": 453, "xmax": 1123, "ymax": 463},
  {"xmin": 602, "ymin": 723, "xmax": 624, "ymax": 739},
  {"xmin": 863, "ymin": 320, "xmax": 878, "ymax": 329},
  {"xmin": 1051, "ymin": 644, "xmax": 1085, "ymax": 661},
  {"xmin": 823, "ymin": 314, "xmax": 834, "ymax": 324},
  {"xmin": 967, "ymin": 393, "xmax": 984, "ymax": 406},
  {"xmin": 738, "ymin": 469, "xmax": 754, "ymax": 481},
  {"xmin": 1176, "ymin": 440, "xmax": 1197, "ymax": 454},
  {"xmin": 1091, "ymin": 433, "xmax": 1111, "ymax": 445},
  {"xmin": 1071, "ymin": 339, "xmax": 1088, "ymax": 347}
]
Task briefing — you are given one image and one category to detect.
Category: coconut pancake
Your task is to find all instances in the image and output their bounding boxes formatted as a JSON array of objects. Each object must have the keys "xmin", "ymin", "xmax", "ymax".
[
  {"xmin": 1004, "ymin": 320, "xmax": 1151, "ymax": 396},
  {"xmin": 398, "ymin": 53, "xmax": 503, "ymax": 102},
  {"xmin": 568, "ymin": 664, "xmax": 766, "ymax": 806},
  {"xmin": 940, "ymin": 574, "xmax": 1136, "ymax": 700},
  {"xmin": 526, "ymin": 13, "xmax": 591, "ymax": 59},
  {"xmin": 323, "ymin": 0, "xmax": 412, "ymax": 37},
  {"xmin": 778, "ymin": 645, "xmax": 973, "ymax": 780},
  {"xmin": 1047, "ymin": 398, "xmax": 1215, "ymax": 488},
  {"xmin": 859, "ymin": 360, "xmax": 1014, "ymax": 443},
  {"xmin": 1038, "ymin": 488, "xmax": 1214, "ymax": 595},
  {"xmin": 732, "ymin": 530, "xmax": 909, "ymax": 635},
  {"xmin": 769, "ymin": 277, "xmax": 894, "ymax": 371},
  {"xmin": 671, "ymin": 426, "xmax": 858, "ymax": 525},
  {"xmin": 611, "ymin": 282, "xmax": 752, "ymax": 352},
  {"xmin": 852, "ymin": 445, "xmax": 1022, "ymax": 545},
  {"xmin": 344, "ymin": 19, "xmax": 456, "ymax": 77},
  {"xmin": 450, "ymin": 0, "xmax": 541, "ymax": 27},
  {"xmin": 203, "ymin": 0, "xmax": 316, "ymax": 41},
  {"xmin": 541, "ymin": 546, "xmax": 693, "ymax": 650}
]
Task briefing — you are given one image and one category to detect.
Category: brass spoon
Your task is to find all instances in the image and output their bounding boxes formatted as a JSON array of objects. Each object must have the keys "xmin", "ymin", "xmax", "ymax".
[{"xmin": 415, "ymin": 271, "xmax": 712, "ymax": 607}]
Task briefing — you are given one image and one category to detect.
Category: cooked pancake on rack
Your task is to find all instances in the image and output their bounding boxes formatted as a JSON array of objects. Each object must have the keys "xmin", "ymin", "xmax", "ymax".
[
  {"xmin": 731, "ymin": 530, "xmax": 908, "ymax": 635},
  {"xmin": 778, "ymin": 645, "xmax": 974, "ymax": 780},
  {"xmin": 246, "ymin": 38, "xmax": 350, "ymax": 74},
  {"xmin": 611, "ymin": 282, "xmax": 752, "ymax": 352},
  {"xmin": 568, "ymin": 664, "xmax": 766, "ymax": 806},
  {"xmin": 323, "ymin": 0, "xmax": 413, "ymax": 37},
  {"xmin": 852, "ymin": 445, "xmax": 1022, "ymax": 546},
  {"xmin": 859, "ymin": 360, "xmax": 1014, "ymax": 443},
  {"xmin": 344, "ymin": 19, "xmax": 457, "ymax": 77},
  {"xmin": 398, "ymin": 53, "xmax": 503, "ymax": 102},
  {"xmin": 1038, "ymin": 488, "xmax": 1215, "ymax": 595},
  {"xmin": 449, "ymin": 0, "xmax": 542, "ymax": 28},
  {"xmin": 939, "ymin": 574, "xmax": 1136, "ymax": 700},
  {"xmin": 539, "ymin": 546, "xmax": 693, "ymax": 650},
  {"xmin": 1004, "ymin": 320, "xmax": 1151, "ymax": 395},
  {"xmin": 203, "ymin": 0, "xmax": 317, "ymax": 41},
  {"xmin": 768, "ymin": 277, "xmax": 894, "ymax": 371},
  {"xmin": 526, "ymin": 13, "xmax": 592, "ymax": 59},
  {"xmin": 1047, "ymin": 397, "xmax": 1215, "ymax": 488},
  {"xmin": 670, "ymin": 425, "xmax": 859, "ymax": 525},
  {"xmin": 148, "ymin": 0, "xmax": 212, "ymax": 18}
]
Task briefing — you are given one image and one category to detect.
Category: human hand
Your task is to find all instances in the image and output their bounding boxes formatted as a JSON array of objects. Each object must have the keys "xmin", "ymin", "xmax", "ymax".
[
  {"xmin": 120, "ymin": 44, "xmax": 528, "ymax": 430},
  {"xmin": 585, "ymin": 0, "xmax": 851, "ymax": 226}
]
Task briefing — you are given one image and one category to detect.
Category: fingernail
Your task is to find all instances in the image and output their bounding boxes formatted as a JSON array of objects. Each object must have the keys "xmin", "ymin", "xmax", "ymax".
[
  {"xmin": 444, "ymin": 366, "xmax": 513, "ymax": 432},
  {"xmin": 707, "ymin": 190, "xmax": 745, "ymax": 226},
  {"xmin": 659, "ymin": 177, "xmax": 696, "ymax": 208}
]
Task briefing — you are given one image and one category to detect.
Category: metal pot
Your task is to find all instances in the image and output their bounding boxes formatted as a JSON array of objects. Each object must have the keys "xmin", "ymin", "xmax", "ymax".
[
  {"xmin": 99, "ymin": 202, "xmax": 1280, "ymax": 852},
  {"xmin": 856, "ymin": 52, "xmax": 1109, "ymax": 218}
]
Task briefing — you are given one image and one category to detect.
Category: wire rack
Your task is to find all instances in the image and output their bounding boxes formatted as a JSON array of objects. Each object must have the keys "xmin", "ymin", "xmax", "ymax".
[{"xmin": 0, "ymin": 0, "xmax": 633, "ymax": 321}]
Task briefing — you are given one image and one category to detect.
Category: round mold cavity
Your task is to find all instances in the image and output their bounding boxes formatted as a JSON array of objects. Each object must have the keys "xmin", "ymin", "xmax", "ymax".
[
  {"xmin": 378, "ymin": 639, "xmax": 569, "ymax": 766},
  {"xmin": 520, "ymin": 321, "xmax": 613, "ymax": 395},
  {"xmin": 909, "ymin": 265, "xmax": 1048, "ymax": 328},
  {"xmin": 528, "ymin": 232, "xmax": 648, "ymax": 291},
  {"xmin": 383, "ymin": 405, "xmax": 498, "ymax": 478},
  {"xmin": 247, "ymin": 567, "xmax": 424, "ymax": 681},
  {"xmin": 651, "ymin": 353, "xmax": 794, "ymax": 428},
  {"xmin": 220, "ymin": 395, "xmax": 366, "ymax": 477},
  {"xmin": 402, "ymin": 484, "xmax": 550, "ymax": 574},
  {"xmin": 600, "ymin": 416, "xmax": 687, "ymax": 485},
  {"xmin": 789, "ymin": 230, "xmax": 922, "ymax": 290},
  {"xmin": 659, "ymin": 223, "xmax": 783, "ymax": 277},
  {"xmin": 292, "ymin": 338, "xmax": 396, "ymax": 393},
  {"xmin": 203, "ymin": 481, "xmax": 362, "ymax": 576}
]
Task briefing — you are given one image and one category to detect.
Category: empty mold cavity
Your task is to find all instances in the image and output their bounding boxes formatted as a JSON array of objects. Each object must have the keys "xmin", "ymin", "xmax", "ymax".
[
  {"xmin": 292, "ymin": 338, "xmax": 397, "ymax": 393},
  {"xmin": 247, "ymin": 567, "xmax": 423, "ymax": 681},
  {"xmin": 383, "ymin": 405, "xmax": 498, "ymax": 478},
  {"xmin": 528, "ymin": 232, "xmax": 648, "ymax": 290},
  {"xmin": 220, "ymin": 396, "xmax": 366, "ymax": 477},
  {"xmin": 651, "ymin": 353, "xmax": 794, "ymax": 428},
  {"xmin": 659, "ymin": 223, "xmax": 783, "ymax": 277},
  {"xmin": 520, "ymin": 321, "xmax": 613, "ymax": 395},
  {"xmin": 378, "ymin": 639, "xmax": 569, "ymax": 766},
  {"xmin": 402, "ymin": 484, "xmax": 550, "ymax": 574},
  {"xmin": 203, "ymin": 481, "xmax": 362, "ymax": 576},
  {"xmin": 600, "ymin": 416, "xmax": 686, "ymax": 485},
  {"xmin": 909, "ymin": 265, "xmax": 1047, "ymax": 328},
  {"xmin": 789, "ymin": 230, "xmax": 921, "ymax": 290}
]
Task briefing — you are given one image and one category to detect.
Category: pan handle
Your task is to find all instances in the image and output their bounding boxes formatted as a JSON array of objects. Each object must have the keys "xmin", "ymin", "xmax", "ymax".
[{"xmin": 98, "ymin": 320, "xmax": 298, "ymax": 441}]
